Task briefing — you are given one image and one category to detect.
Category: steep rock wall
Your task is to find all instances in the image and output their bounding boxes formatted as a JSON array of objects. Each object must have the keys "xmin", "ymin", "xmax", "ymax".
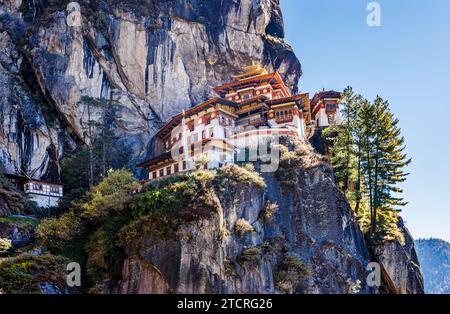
[
  {"xmin": 111, "ymin": 143, "xmax": 380, "ymax": 294},
  {"xmin": 0, "ymin": 0, "xmax": 301, "ymax": 179}
]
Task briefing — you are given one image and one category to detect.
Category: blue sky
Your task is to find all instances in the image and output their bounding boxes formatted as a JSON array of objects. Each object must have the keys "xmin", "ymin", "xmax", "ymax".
[{"xmin": 281, "ymin": 0, "xmax": 450, "ymax": 241}]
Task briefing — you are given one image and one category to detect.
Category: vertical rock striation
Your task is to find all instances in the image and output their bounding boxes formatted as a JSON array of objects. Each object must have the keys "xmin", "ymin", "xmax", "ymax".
[{"xmin": 0, "ymin": 0, "xmax": 301, "ymax": 179}]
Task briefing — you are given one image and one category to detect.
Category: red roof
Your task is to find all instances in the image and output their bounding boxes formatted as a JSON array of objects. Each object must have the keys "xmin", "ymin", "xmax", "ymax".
[
  {"xmin": 311, "ymin": 90, "xmax": 341, "ymax": 107},
  {"xmin": 214, "ymin": 71, "xmax": 291, "ymax": 98},
  {"xmin": 155, "ymin": 98, "xmax": 238, "ymax": 139}
]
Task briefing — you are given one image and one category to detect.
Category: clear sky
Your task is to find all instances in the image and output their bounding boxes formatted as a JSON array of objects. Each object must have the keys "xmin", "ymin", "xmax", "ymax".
[{"xmin": 281, "ymin": 0, "xmax": 450, "ymax": 241}]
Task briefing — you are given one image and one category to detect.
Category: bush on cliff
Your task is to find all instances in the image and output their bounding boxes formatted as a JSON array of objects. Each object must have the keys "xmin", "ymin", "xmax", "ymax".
[
  {"xmin": 0, "ymin": 238, "xmax": 12, "ymax": 255},
  {"xmin": 36, "ymin": 169, "xmax": 139, "ymax": 252},
  {"xmin": 0, "ymin": 170, "xmax": 35, "ymax": 214},
  {"xmin": 0, "ymin": 253, "xmax": 69, "ymax": 294},
  {"xmin": 275, "ymin": 141, "xmax": 324, "ymax": 183},
  {"xmin": 274, "ymin": 253, "xmax": 309, "ymax": 293},
  {"xmin": 215, "ymin": 164, "xmax": 266, "ymax": 190},
  {"xmin": 234, "ymin": 218, "xmax": 255, "ymax": 237},
  {"xmin": 118, "ymin": 169, "xmax": 220, "ymax": 244}
]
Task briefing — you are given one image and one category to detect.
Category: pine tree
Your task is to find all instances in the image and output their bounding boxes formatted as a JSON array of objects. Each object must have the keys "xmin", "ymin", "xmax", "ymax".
[
  {"xmin": 323, "ymin": 87, "xmax": 357, "ymax": 192},
  {"xmin": 324, "ymin": 88, "xmax": 411, "ymax": 243},
  {"xmin": 59, "ymin": 96, "xmax": 130, "ymax": 213},
  {"xmin": 371, "ymin": 96, "xmax": 411, "ymax": 237},
  {"xmin": 358, "ymin": 98, "xmax": 376, "ymax": 233}
]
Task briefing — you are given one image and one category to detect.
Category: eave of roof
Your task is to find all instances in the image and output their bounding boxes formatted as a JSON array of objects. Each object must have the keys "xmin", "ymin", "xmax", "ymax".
[
  {"xmin": 155, "ymin": 98, "xmax": 238, "ymax": 139},
  {"xmin": 311, "ymin": 90, "xmax": 341, "ymax": 106},
  {"xmin": 213, "ymin": 71, "xmax": 294, "ymax": 98},
  {"xmin": 266, "ymin": 93, "xmax": 309, "ymax": 106},
  {"xmin": 137, "ymin": 151, "xmax": 173, "ymax": 168},
  {"xmin": 4, "ymin": 173, "xmax": 62, "ymax": 185}
]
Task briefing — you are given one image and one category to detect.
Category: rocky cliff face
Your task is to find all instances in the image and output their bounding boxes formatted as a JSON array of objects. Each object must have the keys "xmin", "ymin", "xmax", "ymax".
[
  {"xmin": 0, "ymin": 1, "xmax": 424, "ymax": 295},
  {"xmin": 373, "ymin": 218, "xmax": 424, "ymax": 294},
  {"xmin": 0, "ymin": 0, "xmax": 300, "ymax": 179},
  {"xmin": 109, "ymin": 142, "xmax": 423, "ymax": 294}
]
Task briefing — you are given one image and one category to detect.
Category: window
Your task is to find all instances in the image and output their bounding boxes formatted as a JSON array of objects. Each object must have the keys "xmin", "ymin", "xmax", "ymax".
[
  {"xmin": 326, "ymin": 103, "xmax": 336, "ymax": 110},
  {"xmin": 183, "ymin": 161, "xmax": 187, "ymax": 170},
  {"xmin": 33, "ymin": 184, "xmax": 43, "ymax": 191},
  {"xmin": 50, "ymin": 186, "xmax": 59, "ymax": 194},
  {"xmin": 166, "ymin": 166, "xmax": 171, "ymax": 175},
  {"xmin": 159, "ymin": 169, "xmax": 164, "ymax": 177},
  {"xmin": 241, "ymin": 93, "xmax": 252, "ymax": 101},
  {"xmin": 152, "ymin": 171, "xmax": 157, "ymax": 179},
  {"xmin": 202, "ymin": 130, "xmax": 206, "ymax": 139},
  {"xmin": 174, "ymin": 164, "xmax": 179, "ymax": 173},
  {"xmin": 205, "ymin": 117, "xmax": 211, "ymax": 125}
]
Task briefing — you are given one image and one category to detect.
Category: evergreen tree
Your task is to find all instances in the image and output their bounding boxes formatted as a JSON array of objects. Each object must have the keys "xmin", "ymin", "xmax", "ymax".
[
  {"xmin": 58, "ymin": 95, "xmax": 130, "ymax": 213},
  {"xmin": 323, "ymin": 87, "xmax": 357, "ymax": 191},
  {"xmin": 371, "ymin": 96, "xmax": 411, "ymax": 236},
  {"xmin": 358, "ymin": 98, "xmax": 376, "ymax": 234}
]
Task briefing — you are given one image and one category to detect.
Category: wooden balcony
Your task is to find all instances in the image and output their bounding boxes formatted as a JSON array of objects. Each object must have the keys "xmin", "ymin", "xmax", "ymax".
[
  {"xmin": 275, "ymin": 115, "xmax": 293, "ymax": 123},
  {"xmin": 238, "ymin": 117, "xmax": 267, "ymax": 127}
]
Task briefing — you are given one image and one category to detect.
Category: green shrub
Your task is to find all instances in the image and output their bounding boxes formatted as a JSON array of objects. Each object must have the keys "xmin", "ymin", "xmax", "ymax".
[
  {"xmin": 234, "ymin": 218, "xmax": 254, "ymax": 237},
  {"xmin": 261, "ymin": 200, "xmax": 278, "ymax": 222},
  {"xmin": 0, "ymin": 254, "xmax": 69, "ymax": 294},
  {"xmin": 80, "ymin": 169, "xmax": 139, "ymax": 221},
  {"xmin": 0, "ymin": 238, "xmax": 12, "ymax": 255},
  {"xmin": 274, "ymin": 253, "xmax": 308, "ymax": 293},
  {"xmin": 36, "ymin": 169, "xmax": 138, "ymax": 250},
  {"xmin": 356, "ymin": 198, "xmax": 405, "ymax": 245},
  {"xmin": 0, "ymin": 171, "xmax": 34, "ymax": 213},
  {"xmin": 275, "ymin": 141, "xmax": 324, "ymax": 183},
  {"xmin": 224, "ymin": 260, "xmax": 237, "ymax": 277},
  {"xmin": 85, "ymin": 217, "xmax": 126, "ymax": 281},
  {"xmin": 240, "ymin": 246, "xmax": 261, "ymax": 263},
  {"xmin": 118, "ymin": 170, "xmax": 220, "ymax": 246},
  {"xmin": 215, "ymin": 164, "xmax": 266, "ymax": 189},
  {"xmin": 36, "ymin": 211, "xmax": 83, "ymax": 250},
  {"xmin": 0, "ymin": 216, "xmax": 38, "ymax": 229},
  {"xmin": 261, "ymin": 236, "xmax": 289, "ymax": 255},
  {"xmin": 218, "ymin": 221, "xmax": 231, "ymax": 241}
]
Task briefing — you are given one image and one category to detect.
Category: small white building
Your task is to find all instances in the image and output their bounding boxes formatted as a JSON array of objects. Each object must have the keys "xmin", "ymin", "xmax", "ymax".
[
  {"xmin": 311, "ymin": 90, "xmax": 343, "ymax": 128},
  {"xmin": 5, "ymin": 174, "xmax": 63, "ymax": 208}
]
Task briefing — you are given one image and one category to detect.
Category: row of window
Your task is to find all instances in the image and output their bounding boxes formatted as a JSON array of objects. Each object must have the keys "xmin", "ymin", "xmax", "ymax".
[
  {"xmin": 275, "ymin": 109, "xmax": 293, "ymax": 117},
  {"xmin": 26, "ymin": 183, "xmax": 61, "ymax": 194},
  {"xmin": 167, "ymin": 126, "xmax": 218, "ymax": 150},
  {"xmin": 151, "ymin": 161, "xmax": 188, "ymax": 179},
  {"xmin": 227, "ymin": 88, "xmax": 273, "ymax": 102}
]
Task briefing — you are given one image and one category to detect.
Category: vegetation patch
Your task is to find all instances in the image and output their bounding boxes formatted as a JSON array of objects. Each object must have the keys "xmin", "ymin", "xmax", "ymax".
[
  {"xmin": 234, "ymin": 218, "xmax": 255, "ymax": 238},
  {"xmin": 118, "ymin": 169, "xmax": 220, "ymax": 246},
  {"xmin": 0, "ymin": 253, "xmax": 69, "ymax": 294},
  {"xmin": 274, "ymin": 253, "xmax": 309, "ymax": 293},
  {"xmin": 215, "ymin": 164, "xmax": 266, "ymax": 190},
  {"xmin": 0, "ymin": 216, "xmax": 38, "ymax": 229},
  {"xmin": 260, "ymin": 200, "xmax": 278, "ymax": 222},
  {"xmin": 0, "ymin": 238, "xmax": 12, "ymax": 255},
  {"xmin": 261, "ymin": 236, "xmax": 289, "ymax": 255},
  {"xmin": 0, "ymin": 171, "xmax": 34, "ymax": 214},
  {"xmin": 240, "ymin": 246, "xmax": 261, "ymax": 264}
]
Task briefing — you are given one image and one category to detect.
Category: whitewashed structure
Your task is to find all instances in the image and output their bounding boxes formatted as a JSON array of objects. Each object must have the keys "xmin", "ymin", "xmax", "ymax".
[
  {"xmin": 138, "ymin": 65, "xmax": 312, "ymax": 181},
  {"xmin": 5, "ymin": 174, "xmax": 63, "ymax": 208}
]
